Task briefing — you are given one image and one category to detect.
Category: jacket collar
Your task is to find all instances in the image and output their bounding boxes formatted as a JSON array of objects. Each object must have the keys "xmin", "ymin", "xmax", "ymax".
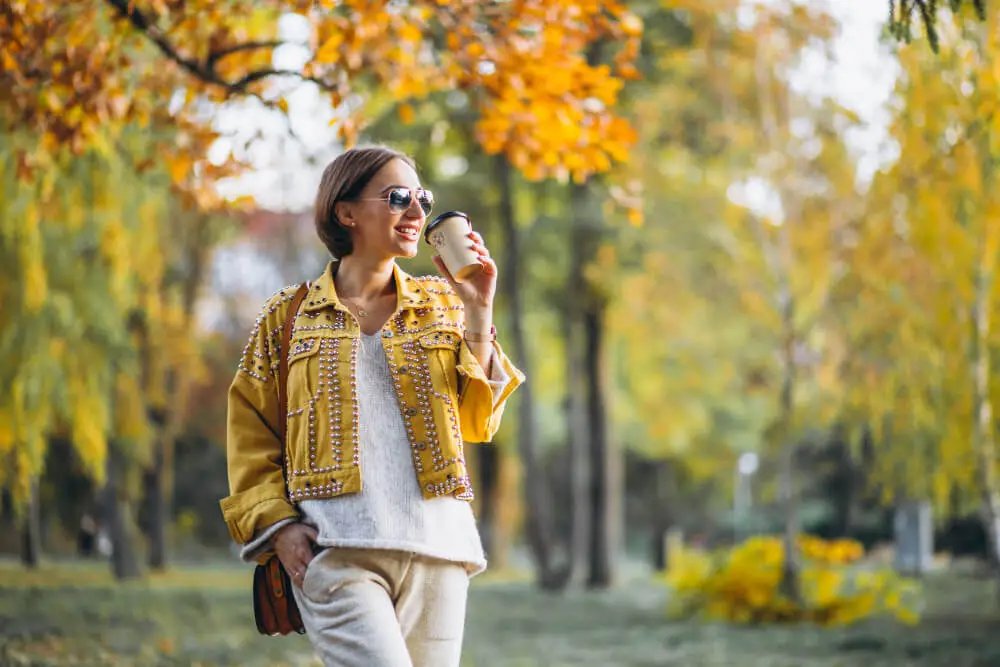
[{"xmin": 301, "ymin": 260, "xmax": 432, "ymax": 314}]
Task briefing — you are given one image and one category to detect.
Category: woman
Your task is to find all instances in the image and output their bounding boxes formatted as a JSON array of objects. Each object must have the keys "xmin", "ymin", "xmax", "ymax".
[{"xmin": 220, "ymin": 145, "xmax": 524, "ymax": 666}]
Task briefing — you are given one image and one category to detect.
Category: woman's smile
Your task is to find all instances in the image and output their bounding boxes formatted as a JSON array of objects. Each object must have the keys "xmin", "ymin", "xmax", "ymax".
[{"xmin": 394, "ymin": 220, "xmax": 423, "ymax": 242}]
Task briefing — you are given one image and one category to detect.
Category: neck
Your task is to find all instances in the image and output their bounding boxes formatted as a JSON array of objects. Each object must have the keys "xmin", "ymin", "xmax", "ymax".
[{"xmin": 334, "ymin": 254, "xmax": 396, "ymax": 302}]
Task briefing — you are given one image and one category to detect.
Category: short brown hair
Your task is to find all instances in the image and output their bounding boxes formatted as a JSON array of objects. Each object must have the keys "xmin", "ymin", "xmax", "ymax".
[{"xmin": 313, "ymin": 146, "xmax": 415, "ymax": 259}]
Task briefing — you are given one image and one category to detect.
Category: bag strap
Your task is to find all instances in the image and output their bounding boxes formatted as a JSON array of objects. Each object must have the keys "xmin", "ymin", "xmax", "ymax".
[{"xmin": 278, "ymin": 282, "xmax": 311, "ymax": 486}]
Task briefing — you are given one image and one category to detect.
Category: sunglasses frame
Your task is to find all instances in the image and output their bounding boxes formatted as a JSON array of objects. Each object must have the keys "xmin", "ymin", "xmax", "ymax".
[{"xmin": 355, "ymin": 187, "xmax": 434, "ymax": 216}]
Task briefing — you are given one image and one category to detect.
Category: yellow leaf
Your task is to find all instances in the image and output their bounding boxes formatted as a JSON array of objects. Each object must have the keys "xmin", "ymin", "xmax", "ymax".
[
  {"xmin": 168, "ymin": 156, "xmax": 191, "ymax": 183},
  {"xmin": 398, "ymin": 103, "xmax": 416, "ymax": 125},
  {"xmin": 627, "ymin": 206, "xmax": 643, "ymax": 227},
  {"xmin": 397, "ymin": 23, "xmax": 422, "ymax": 43},
  {"xmin": 316, "ymin": 33, "xmax": 344, "ymax": 64}
]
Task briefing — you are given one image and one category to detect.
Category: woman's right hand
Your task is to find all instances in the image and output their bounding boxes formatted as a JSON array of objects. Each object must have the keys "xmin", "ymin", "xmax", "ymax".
[{"xmin": 273, "ymin": 522, "xmax": 319, "ymax": 589}]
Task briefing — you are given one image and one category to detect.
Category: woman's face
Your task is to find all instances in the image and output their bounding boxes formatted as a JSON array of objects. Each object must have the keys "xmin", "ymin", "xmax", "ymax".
[{"xmin": 338, "ymin": 158, "xmax": 431, "ymax": 261}]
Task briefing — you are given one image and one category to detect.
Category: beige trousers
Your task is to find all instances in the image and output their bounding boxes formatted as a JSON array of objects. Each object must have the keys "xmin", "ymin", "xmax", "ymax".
[{"xmin": 292, "ymin": 547, "xmax": 471, "ymax": 667}]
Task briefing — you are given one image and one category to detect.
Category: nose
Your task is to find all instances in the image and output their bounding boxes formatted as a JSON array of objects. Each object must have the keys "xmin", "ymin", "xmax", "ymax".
[{"xmin": 405, "ymin": 197, "xmax": 424, "ymax": 218}]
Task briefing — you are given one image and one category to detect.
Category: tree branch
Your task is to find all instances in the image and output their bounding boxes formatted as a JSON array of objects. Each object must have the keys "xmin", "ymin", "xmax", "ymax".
[
  {"xmin": 229, "ymin": 68, "xmax": 317, "ymax": 90},
  {"xmin": 103, "ymin": 0, "xmax": 336, "ymax": 97},
  {"xmin": 104, "ymin": 0, "xmax": 212, "ymax": 80},
  {"xmin": 889, "ymin": 0, "xmax": 989, "ymax": 52},
  {"xmin": 206, "ymin": 40, "xmax": 285, "ymax": 68}
]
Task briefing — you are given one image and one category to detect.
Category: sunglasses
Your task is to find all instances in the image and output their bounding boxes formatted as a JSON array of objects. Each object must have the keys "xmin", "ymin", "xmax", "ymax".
[{"xmin": 357, "ymin": 187, "xmax": 434, "ymax": 216}]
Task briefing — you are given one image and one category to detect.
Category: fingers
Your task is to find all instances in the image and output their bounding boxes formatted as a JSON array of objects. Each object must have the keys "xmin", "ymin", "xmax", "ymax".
[
  {"xmin": 275, "ymin": 525, "xmax": 320, "ymax": 590},
  {"xmin": 279, "ymin": 553, "xmax": 308, "ymax": 589},
  {"xmin": 467, "ymin": 232, "xmax": 490, "ymax": 258},
  {"xmin": 283, "ymin": 545, "xmax": 314, "ymax": 589},
  {"xmin": 437, "ymin": 232, "xmax": 497, "ymax": 284},
  {"xmin": 467, "ymin": 233, "xmax": 494, "ymax": 275}
]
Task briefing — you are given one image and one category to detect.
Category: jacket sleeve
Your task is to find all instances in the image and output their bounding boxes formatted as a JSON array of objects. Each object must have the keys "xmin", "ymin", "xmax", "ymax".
[
  {"xmin": 218, "ymin": 297, "xmax": 299, "ymax": 553},
  {"xmin": 456, "ymin": 339, "xmax": 525, "ymax": 443}
]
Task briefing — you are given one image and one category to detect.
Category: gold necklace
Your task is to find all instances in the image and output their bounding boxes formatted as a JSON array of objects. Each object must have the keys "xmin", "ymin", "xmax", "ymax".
[{"xmin": 341, "ymin": 296, "xmax": 370, "ymax": 318}]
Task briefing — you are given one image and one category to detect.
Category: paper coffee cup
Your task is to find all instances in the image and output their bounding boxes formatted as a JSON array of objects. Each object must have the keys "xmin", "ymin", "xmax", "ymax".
[{"xmin": 424, "ymin": 211, "xmax": 483, "ymax": 283}]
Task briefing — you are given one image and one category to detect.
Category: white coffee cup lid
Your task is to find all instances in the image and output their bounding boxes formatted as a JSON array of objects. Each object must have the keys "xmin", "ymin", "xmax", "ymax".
[{"xmin": 424, "ymin": 210, "xmax": 470, "ymax": 244}]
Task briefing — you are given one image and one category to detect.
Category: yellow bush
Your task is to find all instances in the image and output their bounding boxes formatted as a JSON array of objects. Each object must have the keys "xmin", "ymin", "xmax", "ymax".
[{"xmin": 661, "ymin": 534, "xmax": 922, "ymax": 627}]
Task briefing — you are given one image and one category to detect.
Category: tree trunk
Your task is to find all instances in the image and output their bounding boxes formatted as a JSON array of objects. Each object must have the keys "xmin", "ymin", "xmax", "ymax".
[
  {"xmin": 134, "ymin": 309, "xmax": 170, "ymax": 571},
  {"xmin": 971, "ymin": 269, "xmax": 1000, "ymax": 600},
  {"xmin": 564, "ymin": 184, "xmax": 592, "ymax": 586},
  {"xmin": 648, "ymin": 461, "xmax": 674, "ymax": 571},
  {"xmin": 751, "ymin": 18, "xmax": 801, "ymax": 603},
  {"xmin": 650, "ymin": 529, "xmax": 667, "ymax": 572},
  {"xmin": 19, "ymin": 477, "xmax": 41, "ymax": 569},
  {"xmin": 146, "ymin": 215, "xmax": 209, "ymax": 570},
  {"xmin": 778, "ymin": 294, "xmax": 801, "ymax": 603},
  {"xmin": 494, "ymin": 155, "xmax": 566, "ymax": 590},
  {"xmin": 563, "ymin": 331, "xmax": 590, "ymax": 585},
  {"xmin": 477, "ymin": 443, "xmax": 501, "ymax": 561},
  {"xmin": 106, "ymin": 445, "xmax": 141, "ymax": 581},
  {"xmin": 830, "ymin": 433, "xmax": 858, "ymax": 538},
  {"xmin": 146, "ymin": 387, "xmax": 186, "ymax": 571},
  {"xmin": 566, "ymin": 177, "xmax": 619, "ymax": 589},
  {"xmin": 583, "ymin": 301, "xmax": 619, "ymax": 588},
  {"xmin": 146, "ymin": 440, "xmax": 171, "ymax": 570}
]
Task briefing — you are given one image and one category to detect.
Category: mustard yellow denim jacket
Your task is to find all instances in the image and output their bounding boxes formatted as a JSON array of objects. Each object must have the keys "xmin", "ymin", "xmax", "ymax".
[{"xmin": 220, "ymin": 261, "xmax": 525, "ymax": 547}]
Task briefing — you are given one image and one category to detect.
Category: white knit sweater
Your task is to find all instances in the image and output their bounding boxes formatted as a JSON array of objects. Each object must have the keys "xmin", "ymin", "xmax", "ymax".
[{"xmin": 241, "ymin": 333, "xmax": 508, "ymax": 576}]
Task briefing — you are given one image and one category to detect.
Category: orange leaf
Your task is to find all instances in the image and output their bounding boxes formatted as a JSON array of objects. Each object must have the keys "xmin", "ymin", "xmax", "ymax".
[{"xmin": 398, "ymin": 103, "xmax": 416, "ymax": 124}]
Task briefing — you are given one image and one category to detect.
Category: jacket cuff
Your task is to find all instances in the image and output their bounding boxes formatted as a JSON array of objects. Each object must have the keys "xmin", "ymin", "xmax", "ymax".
[
  {"xmin": 239, "ymin": 517, "xmax": 297, "ymax": 564},
  {"xmin": 219, "ymin": 483, "xmax": 299, "ymax": 545},
  {"xmin": 475, "ymin": 341, "xmax": 523, "ymax": 408},
  {"xmin": 456, "ymin": 339, "xmax": 490, "ymax": 384},
  {"xmin": 457, "ymin": 340, "xmax": 525, "ymax": 442}
]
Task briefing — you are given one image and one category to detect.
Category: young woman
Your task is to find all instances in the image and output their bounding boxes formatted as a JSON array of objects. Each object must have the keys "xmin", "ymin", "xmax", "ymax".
[{"xmin": 221, "ymin": 145, "xmax": 524, "ymax": 667}]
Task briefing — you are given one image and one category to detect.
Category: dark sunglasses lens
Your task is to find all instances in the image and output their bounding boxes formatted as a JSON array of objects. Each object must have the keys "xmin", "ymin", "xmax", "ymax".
[
  {"xmin": 387, "ymin": 188, "xmax": 412, "ymax": 213},
  {"xmin": 417, "ymin": 191, "xmax": 434, "ymax": 215}
]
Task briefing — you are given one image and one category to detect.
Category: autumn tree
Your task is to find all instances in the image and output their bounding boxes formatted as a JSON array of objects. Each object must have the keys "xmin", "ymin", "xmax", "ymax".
[
  {"xmin": 841, "ymin": 9, "xmax": 1000, "ymax": 594},
  {"xmin": 2, "ymin": 2, "xmax": 643, "ymax": 582},
  {"xmin": 0, "ymin": 119, "xmax": 230, "ymax": 576},
  {"xmin": 609, "ymin": 0, "xmax": 859, "ymax": 598},
  {"xmin": 888, "ymin": 0, "xmax": 987, "ymax": 52},
  {"xmin": 2, "ymin": 2, "xmax": 638, "ymax": 181}
]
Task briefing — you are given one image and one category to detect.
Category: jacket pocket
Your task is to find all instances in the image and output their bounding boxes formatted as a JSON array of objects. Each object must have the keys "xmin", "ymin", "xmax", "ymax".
[
  {"xmin": 285, "ymin": 336, "xmax": 322, "ymax": 403},
  {"xmin": 415, "ymin": 328, "xmax": 465, "ymax": 439},
  {"xmin": 286, "ymin": 334, "xmax": 351, "ymax": 478},
  {"xmin": 417, "ymin": 329, "xmax": 462, "ymax": 350},
  {"xmin": 418, "ymin": 329, "xmax": 461, "ymax": 395},
  {"xmin": 283, "ymin": 336, "xmax": 322, "ymax": 477}
]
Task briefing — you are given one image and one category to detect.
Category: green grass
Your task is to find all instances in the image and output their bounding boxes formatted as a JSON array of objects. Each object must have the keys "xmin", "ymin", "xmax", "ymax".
[{"xmin": 1, "ymin": 559, "xmax": 998, "ymax": 666}]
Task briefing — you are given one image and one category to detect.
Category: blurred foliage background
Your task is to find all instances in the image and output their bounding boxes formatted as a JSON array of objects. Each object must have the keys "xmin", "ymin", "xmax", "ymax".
[{"xmin": 4, "ymin": 1, "xmax": 1000, "ymax": 664}]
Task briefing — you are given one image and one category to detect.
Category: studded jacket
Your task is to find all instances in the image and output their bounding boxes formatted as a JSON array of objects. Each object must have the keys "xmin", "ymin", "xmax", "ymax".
[{"xmin": 219, "ymin": 261, "xmax": 525, "ymax": 547}]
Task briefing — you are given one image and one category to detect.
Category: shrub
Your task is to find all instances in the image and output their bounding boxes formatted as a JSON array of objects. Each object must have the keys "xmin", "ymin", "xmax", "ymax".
[{"xmin": 661, "ymin": 534, "xmax": 922, "ymax": 627}]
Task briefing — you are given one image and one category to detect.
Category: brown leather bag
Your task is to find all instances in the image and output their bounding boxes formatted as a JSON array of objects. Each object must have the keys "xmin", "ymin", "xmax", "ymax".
[{"xmin": 252, "ymin": 281, "xmax": 310, "ymax": 636}]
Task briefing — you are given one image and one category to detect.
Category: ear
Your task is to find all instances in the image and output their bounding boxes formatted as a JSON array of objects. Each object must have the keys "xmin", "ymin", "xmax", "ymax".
[{"xmin": 335, "ymin": 201, "xmax": 354, "ymax": 227}]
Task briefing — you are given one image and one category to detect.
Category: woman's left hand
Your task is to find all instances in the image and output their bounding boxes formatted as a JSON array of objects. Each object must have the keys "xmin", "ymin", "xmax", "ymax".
[{"xmin": 432, "ymin": 230, "xmax": 497, "ymax": 310}]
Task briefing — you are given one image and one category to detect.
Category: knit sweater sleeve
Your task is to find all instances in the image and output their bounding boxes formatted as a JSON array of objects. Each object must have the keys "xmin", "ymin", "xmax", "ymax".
[{"xmin": 237, "ymin": 517, "xmax": 298, "ymax": 563}]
